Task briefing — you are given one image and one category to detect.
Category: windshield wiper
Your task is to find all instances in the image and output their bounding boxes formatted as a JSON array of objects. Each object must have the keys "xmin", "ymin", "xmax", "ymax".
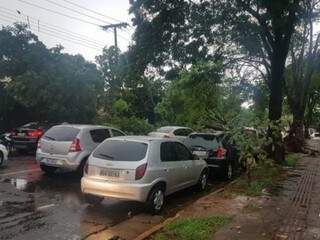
[
  {"xmin": 43, "ymin": 136, "xmax": 55, "ymax": 140},
  {"xmin": 97, "ymin": 153, "xmax": 114, "ymax": 159}
]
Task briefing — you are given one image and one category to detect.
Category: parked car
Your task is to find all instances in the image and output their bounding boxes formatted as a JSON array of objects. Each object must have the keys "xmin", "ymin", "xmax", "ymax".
[
  {"xmin": 0, "ymin": 132, "xmax": 13, "ymax": 153},
  {"xmin": 311, "ymin": 131, "xmax": 320, "ymax": 139},
  {"xmin": 0, "ymin": 143, "xmax": 8, "ymax": 167},
  {"xmin": 10, "ymin": 122, "xmax": 54, "ymax": 153},
  {"xmin": 184, "ymin": 132, "xmax": 239, "ymax": 180},
  {"xmin": 81, "ymin": 136, "xmax": 208, "ymax": 214},
  {"xmin": 36, "ymin": 124, "xmax": 125, "ymax": 174},
  {"xmin": 148, "ymin": 126, "xmax": 194, "ymax": 141}
]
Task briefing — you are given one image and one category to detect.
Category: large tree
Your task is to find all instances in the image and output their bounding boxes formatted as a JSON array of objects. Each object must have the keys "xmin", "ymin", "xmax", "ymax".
[{"xmin": 129, "ymin": 0, "xmax": 302, "ymax": 161}]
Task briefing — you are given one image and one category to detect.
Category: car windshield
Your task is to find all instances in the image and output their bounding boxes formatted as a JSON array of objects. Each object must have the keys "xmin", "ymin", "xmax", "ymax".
[
  {"xmin": 156, "ymin": 127, "xmax": 175, "ymax": 133},
  {"xmin": 184, "ymin": 134, "xmax": 221, "ymax": 150},
  {"xmin": 43, "ymin": 126, "xmax": 80, "ymax": 141},
  {"xmin": 93, "ymin": 140, "xmax": 148, "ymax": 161}
]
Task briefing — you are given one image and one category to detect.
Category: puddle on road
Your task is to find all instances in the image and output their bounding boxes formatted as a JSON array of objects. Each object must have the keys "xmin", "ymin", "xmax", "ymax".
[{"xmin": 8, "ymin": 178, "xmax": 36, "ymax": 193}]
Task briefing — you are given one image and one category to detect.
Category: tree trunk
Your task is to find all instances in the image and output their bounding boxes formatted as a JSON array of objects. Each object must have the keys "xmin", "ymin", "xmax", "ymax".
[
  {"xmin": 267, "ymin": 46, "xmax": 285, "ymax": 163},
  {"xmin": 287, "ymin": 114, "xmax": 305, "ymax": 152}
]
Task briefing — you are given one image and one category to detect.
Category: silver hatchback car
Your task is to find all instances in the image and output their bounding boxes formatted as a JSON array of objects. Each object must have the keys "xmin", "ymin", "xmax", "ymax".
[
  {"xmin": 36, "ymin": 124, "xmax": 125, "ymax": 174},
  {"xmin": 81, "ymin": 136, "xmax": 208, "ymax": 214}
]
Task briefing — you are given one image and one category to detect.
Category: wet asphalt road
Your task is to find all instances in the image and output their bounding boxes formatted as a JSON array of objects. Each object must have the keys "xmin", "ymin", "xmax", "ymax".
[{"xmin": 0, "ymin": 154, "xmax": 224, "ymax": 240}]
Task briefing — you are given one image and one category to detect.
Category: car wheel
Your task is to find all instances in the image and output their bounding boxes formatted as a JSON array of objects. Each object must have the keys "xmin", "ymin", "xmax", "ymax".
[
  {"xmin": 0, "ymin": 152, "xmax": 3, "ymax": 167},
  {"xmin": 84, "ymin": 194, "xmax": 103, "ymax": 205},
  {"xmin": 40, "ymin": 165, "xmax": 57, "ymax": 174},
  {"xmin": 197, "ymin": 170, "xmax": 208, "ymax": 191},
  {"xmin": 225, "ymin": 163, "xmax": 233, "ymax": 180},
  {"xmin": 147, "ymin": 185, "xmax": 165, "ymax": 215}
]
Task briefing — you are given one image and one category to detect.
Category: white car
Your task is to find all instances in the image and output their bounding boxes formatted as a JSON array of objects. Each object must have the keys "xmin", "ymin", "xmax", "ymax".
[
  {"xmin": 0, "ymin": 144, "xmax": 8, "ymax": 167},
  {"xmin": 81, "ymin": 136, "xmax": 208, "ymax": 214},
  {"xmin": 148, "ymin": 126, "xmax": 194, "ymax": 141}
]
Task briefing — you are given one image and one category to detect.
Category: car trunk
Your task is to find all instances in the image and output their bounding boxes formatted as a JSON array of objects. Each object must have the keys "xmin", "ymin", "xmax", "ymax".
[
  {"xmin": 87, "ymin": 139, "xmax": 149, "ymax": 182},
  {"xmin": 40, "ymin": 126, "xmax": 80, "ymax": 155},
  {"xmin": 40, "ymin": 138, "xmax": 73, "ymax": 155}
]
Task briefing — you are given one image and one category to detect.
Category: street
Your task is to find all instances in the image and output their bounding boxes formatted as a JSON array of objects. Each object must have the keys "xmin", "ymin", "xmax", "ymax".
[{"xmin": 0, "ymin": 154, "xmax": 223, "ymax": 240}]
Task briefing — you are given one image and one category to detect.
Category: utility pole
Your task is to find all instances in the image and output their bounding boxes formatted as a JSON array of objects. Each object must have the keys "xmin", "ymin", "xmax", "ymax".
[{"xmin": 101, "ymin": 22, "xmax": 128, "ymax": 49}]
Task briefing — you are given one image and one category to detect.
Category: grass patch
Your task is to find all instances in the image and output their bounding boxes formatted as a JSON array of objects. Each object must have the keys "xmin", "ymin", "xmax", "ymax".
[
  {"xmin": 153, "ymin": 215, "xmax": 233, "ymax": 240},
  {"xmin": 285, "ymin": 153, "xmax": 299, "ymax": 167},
  {"xmin": 225, "ymin": 164, "xmax": 282, "ymax": 197}
]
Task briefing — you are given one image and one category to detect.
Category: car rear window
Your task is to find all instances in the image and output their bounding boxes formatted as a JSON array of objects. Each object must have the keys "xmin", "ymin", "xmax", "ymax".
[
  {"xmin": 184, "ymin": 134, "xmax": 221, "ymax": 150},
  {"xmin": 93, "ymin": 140, "xmax": 148, "ymax": 161},
  {"xmin": 43, "ymin": 126, "xmax": 80, "ymax": 141}
]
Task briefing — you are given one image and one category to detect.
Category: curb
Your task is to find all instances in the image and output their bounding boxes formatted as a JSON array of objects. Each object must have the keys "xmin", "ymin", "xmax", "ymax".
[{"xmin": 133, "ymin": 186, "xmax": 227, "ymax": 240}]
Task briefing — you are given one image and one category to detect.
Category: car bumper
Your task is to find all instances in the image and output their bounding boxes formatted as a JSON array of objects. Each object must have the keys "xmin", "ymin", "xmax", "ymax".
[
  {"xmin": 81, "ymin": 176, "xmax": 152, "ymax": 202},
  {"xmin": 36, "ymin": 151, "xmax": 81, "ymax": 171},
  {"xmin": 206, "ymin": 158, "xmax": 226, "ymax": 169}
]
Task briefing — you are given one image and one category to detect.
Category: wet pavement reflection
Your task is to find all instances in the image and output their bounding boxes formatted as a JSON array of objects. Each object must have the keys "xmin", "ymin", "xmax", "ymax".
[{"xmin": 0, "ymin": 155, "xmax": 223, "ymax": 240}]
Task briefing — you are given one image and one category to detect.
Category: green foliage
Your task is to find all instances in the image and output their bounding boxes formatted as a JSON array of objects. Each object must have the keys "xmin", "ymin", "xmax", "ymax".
[
  {"xmin": 0, "ymin": 24, "xmax": 103, "ymax": 129},
  {"xmin": 108, "ymin": 116, "xmax": 154, "ymax": 135},
  {"xmin": 153, "ymin": 215, "xmax": 233, "ymax": 240},
  {"xmin": 285, "ymin": 153, "xmax": 299, "ymax": 167},
  {"xmin": 155, "ymin": 61, "xmax": 231, "ymax": 128},
  {"xmin": 228, "ymin": 164, "xmax": 281, "ymax": 196},
  {"xmin": 113, "ymin": 99, "xmax": 129, "ymax": 115}
]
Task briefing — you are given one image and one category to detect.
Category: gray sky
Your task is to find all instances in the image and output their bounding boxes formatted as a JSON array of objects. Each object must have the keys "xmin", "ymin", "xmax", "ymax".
[{"xmin": 0, "ymin": 0, "xmax": 134, "ymax": 61}]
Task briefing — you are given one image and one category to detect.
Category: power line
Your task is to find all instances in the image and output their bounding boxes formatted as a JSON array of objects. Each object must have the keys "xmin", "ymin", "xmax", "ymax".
[
  {"xmin": 0, "ymin": 14, "xmax": 103, "ymax": 51},
  {"xmin": 0, "ymin": 8, "xmax": 106, "ymax": 47},
  {"xmin": 41, "ymin": 0, "xmax": 113, "ymax": 25},
  {"xmin": 59, "ymin": 0, "xmax": 131, "ymax": 26},
  {"xmin": 18, "ymin": 0, "xmax": 102, "ymax": 27}
]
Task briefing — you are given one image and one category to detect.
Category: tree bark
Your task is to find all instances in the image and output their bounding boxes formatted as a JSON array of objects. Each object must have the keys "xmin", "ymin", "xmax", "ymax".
[{"xmin": 287, "ymin": 114, "xmax": 305, "ymax": 152}]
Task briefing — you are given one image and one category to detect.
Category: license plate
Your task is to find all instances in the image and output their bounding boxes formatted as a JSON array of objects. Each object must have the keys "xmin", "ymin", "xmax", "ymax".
[
  {"xmin": 42, "ymin": 158, "xmax": 56, "ymax": 165},
  {"xmin": 193, "ymin": 150, "xmax": 208, "ymax": 158},
  {"xmin": 100, "ymin": 169, "xmax": 119, "ymax": 178}
]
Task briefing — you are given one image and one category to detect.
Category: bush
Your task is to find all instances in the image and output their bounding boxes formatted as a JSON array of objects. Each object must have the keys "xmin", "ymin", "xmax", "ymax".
[{"xmin": 108, "ymin": 116, "xmax": 154, "ymax": 135}]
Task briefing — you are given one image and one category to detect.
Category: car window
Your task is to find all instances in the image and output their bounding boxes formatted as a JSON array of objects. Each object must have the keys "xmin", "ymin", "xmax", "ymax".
[
  {"xmin": 173, "ymin": 142, "xmax": 193, "ymax": 160},
  {"xmin": 90, "ymin": 129, "xmax": 110, "ymax": 143},
  {"xmin": 43, "ymin": 126, "xmax": 79, "ymax": 141},
  {"xmin": 112, "ymin": 129, "xmax": 125, "ymax": 137},
  {"xmin": 93, "ymin": 140, "xmax": 148, "ymax": 161},
  {"xmin": 173, "ymin": 128, "xmax": 192, "ymax": 136},
  {"xmin": 160, "ymin": 142, "xmax": 176, "ymax": 162},
  {"xmin": 184, "ymin": 134, "xmax": 221, "ymax": 150}
]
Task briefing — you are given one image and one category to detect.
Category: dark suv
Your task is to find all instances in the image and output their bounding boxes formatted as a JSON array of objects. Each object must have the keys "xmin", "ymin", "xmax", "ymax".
[
  {"xmin": 184, "ymin": 132, "xmax": 239, "ymax": 179},
  {"xmin": 10, "ymin": 122, "xmax": 54, "ymax": 153}
]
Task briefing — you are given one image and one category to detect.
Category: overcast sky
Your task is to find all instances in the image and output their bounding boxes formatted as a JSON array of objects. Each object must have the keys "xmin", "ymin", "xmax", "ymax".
[{"xmin": 0, "ymin": 0, "xmax": 134, "ymax": 61}]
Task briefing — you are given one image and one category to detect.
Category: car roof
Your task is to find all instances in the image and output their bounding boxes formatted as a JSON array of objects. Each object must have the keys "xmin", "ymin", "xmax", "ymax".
[
  {"xmin": 157, "ymin": 126, "xmax": 192, "ymax": 130},
  {"xmin": 55, "ymin": 124, "xmax": 112, "ymax": 130},
  {"xmin": 108, "ymin": 135, "xmax": 180, "ymax": 143},
  {"xmin": 189, "ymin": 131, "xmax": 224, "ymax": 137}
]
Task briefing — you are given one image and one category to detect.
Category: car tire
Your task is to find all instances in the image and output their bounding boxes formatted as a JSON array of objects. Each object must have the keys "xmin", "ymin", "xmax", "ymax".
[
  {"xmin": 197, "ymin": 170, "xmax": 208, "ymax": 191},
  {"xmin": 147, "ymin": 185, "xmax": 165, "ymax": 215},
  {"xmin": 84, "ymin": 194, "xmax": 103, "ymax": 205},
  {"xmin": 0, "ymin": 152, "xmax": 3, "ymax": 167},
  {"xmin": 40, "ymin": 165, "xmax": 57, "ymax": 174},
  {"xmin": 224, "ymin": 162, "xmax": 233, "ymax": 180}
]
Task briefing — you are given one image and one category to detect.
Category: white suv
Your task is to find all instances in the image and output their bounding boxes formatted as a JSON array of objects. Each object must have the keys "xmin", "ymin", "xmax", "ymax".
[{"xmin": 81, "ymin": 136, "xmax": 208, "ymax": 214}]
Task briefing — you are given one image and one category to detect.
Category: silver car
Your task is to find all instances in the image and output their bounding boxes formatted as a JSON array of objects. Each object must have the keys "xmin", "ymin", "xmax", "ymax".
[
  {"xmin": 0, "ymin": 144, "xmax": 8, "ymax": 167},
  {"xmin": 81, "ymin": 136, "xmax": 208, "ymax": 214},
  {"xmin": 36, "ymin": 124, "xmax": 125, "ymax": 174},
  {"xmin": 148, "ymin": 126, "xmax": 194, "ymax": 141}
]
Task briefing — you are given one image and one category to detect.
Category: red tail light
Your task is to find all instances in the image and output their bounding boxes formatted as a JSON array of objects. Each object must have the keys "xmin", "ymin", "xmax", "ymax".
[
  {"xmin": 84, "ymin": 162, "xmax": 89, "ymax": 174},
  {"xmin": 28, "ymin": 130, "xmax": 44, "ymax": 138},
  {"xmin": 69, "ymin": 138, "xmax": 82, "ymax": 152},
  {"xmin": 135, "ymin": 163, "xmax": 147, "ymax": 180},
  {"xmin": 215, "ymin": 146, "xmax": 226, "ymax": 158}
]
